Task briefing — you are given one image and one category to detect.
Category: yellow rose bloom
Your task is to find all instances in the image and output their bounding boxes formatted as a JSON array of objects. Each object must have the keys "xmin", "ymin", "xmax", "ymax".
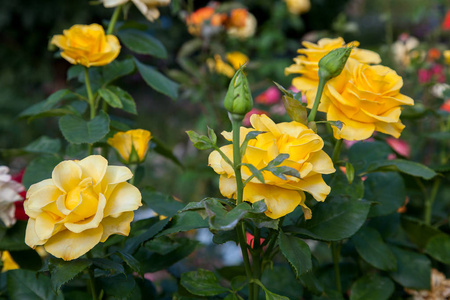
[
  {"xmin": 107, "ymin": 129, "xmax": 152, "ymax": 164},
  {"xmin": 102, "ymin": 0, "xmax": 170, "ymax": 22},
  {"xmin": 307, "ymin": 59, "xmax": 414, "ymax": 140},
  {"xmin": 1, "ymin": 251, "xmax": 19, "ymax": 272},
  {"xmin": 208, "ymin": 114, "xmax": 335, "ymax": 219},
  {"xmin": 285, "ymin": 0, "xmax": 311, "ymax": 15},
  {"xmin": 51, "ymin": 24, "xmax": 121, "ymax": 67},
  {"xmin": 24, "ymin": 155, "xmax": 142, "ymax": 261},
  {"xmin": 226, "ymin": 52, "xmax": 249, "ymax": 70},
  {"xmin": 285, "ymin": 37, "xmax": 381, "ymax": 92},
  {"xmin": 444, "ymin": 50, "xmax": 450, "ymax": 65}
]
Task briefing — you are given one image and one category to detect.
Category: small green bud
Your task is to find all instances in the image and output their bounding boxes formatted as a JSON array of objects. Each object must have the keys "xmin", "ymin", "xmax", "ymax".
[
  {"xmin": 224, "ymin": 64, "xmax": 253, "ymax": 117},
  {"xmin": 318, "ymin": 45, "xmax": 354, "ymax": 81}
]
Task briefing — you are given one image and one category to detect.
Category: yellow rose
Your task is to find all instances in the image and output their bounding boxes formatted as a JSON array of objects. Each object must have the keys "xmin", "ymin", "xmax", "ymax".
[
  {"xmin": 208, "ymin": 114, "xmax": 335, "ymax": 219},
  {"xmin": 308, "ymin": 59, "xmax": 414, "ymax": 140},
  {"xmin": 102, "ymin": 0, "xmax": 170, "ymax": 22},
  {"xmin": 226, "ymin": 52, "xmax": 249, "ymax": 70},
  {"xmin": 24, "ymin": 155, "xmax": 142, "ymax": 261},
  {"xmin": 285, "ymin": 0, "xmax": 311, "ymax": 15},
  {"xmin": 285, "ymin": 37, "xmax": 381, "ymax": 92},
  {"xmin": 107, "ymin": 129, "xmax": 152, "ymax": 164},
  {"xmin": 1, "ymin": 251, "xmax": 19, "ymax": 272},
  {"xmin": 51, "ymin": 24, "xmax": 121, "ymax": 67}
]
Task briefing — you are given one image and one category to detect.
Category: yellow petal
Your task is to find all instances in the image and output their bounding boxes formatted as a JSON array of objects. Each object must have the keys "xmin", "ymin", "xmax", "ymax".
[
  {"xmin": 375, "ymin": 120, "xmax": 405, "ymax": 138},
  {"xmin": 219, "ymin": 176, "xmax": 237, "ymax": 199},
  {"xmin": 52, "ymin": 160, "xmax": 82, "ymax": 193},
  {"xmin": 27, "ymin": 179, "xmax": 54, "ymax": 198},
  {"xmin": 287, "ymin": 173, "xmax": 331, "ymax": 202},
  {"xmin": 64, "ymin": 193, "xmax": 106, "ymax": 233},
  {"xmin": 35, "ymin": 212, "xmax": 57, "ymax": 240},
  {"xmin": 77, "ymin": 155, "xmax": 108, "ymax": 186},
  {"xmin": 243, "ymin": 182, "xmax": 305, "ymax": 219},
  {"xmin": 25, "ymin": 218, "xmax": 46, "ymax": 248},
  {"xmin": 308, "ymin": 151, "xmax": 335, "ymax": 174},
  {"xmin": 103, "ymin": 182, "xmax": 142, "ymax": 217},
  {"xmin": 327, "ymin": 104, "xmax": 375, "ymax": 140},
  {"xmin": 44, "ymin": 226, "xmax": 103, "ymax": 261},
  {"xmin": 26, "ymin": 185, "xmax": 63, "ymax": 212},
  {"xmin": 100, "ymin": 211, "xmax": 134, "ymax": 242},
  {"xmin": 100, "ymin": 166, "xmax": 133, "ymax": 198}
]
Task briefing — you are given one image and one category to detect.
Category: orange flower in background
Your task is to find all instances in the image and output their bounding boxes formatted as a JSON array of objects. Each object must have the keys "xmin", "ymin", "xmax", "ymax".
[
  {"xmin": 226, "ymin": 8, "xmax": 257, "ymax": 39},
  {"xmin": 427, "ymin": 48, "xmax": 441, "ymax": 62},
  {"xmin": 51, "ymin": 24, "xmax": 120, "ymax": 67},
  {"xmin": 186, "ymin": 6, "xmax": 226, "ymax": 36},
  {"xmin": 285, "ymin": 37, "xmax": 381, "ymax": 93},
  {"xmin": 440, "ymin": 99, "xmax": 450, "ymax": 112}
]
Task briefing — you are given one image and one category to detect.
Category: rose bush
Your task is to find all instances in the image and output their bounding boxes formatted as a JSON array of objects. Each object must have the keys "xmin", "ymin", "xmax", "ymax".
[
  {"xmin": 51, "ymin": 24, "xmax": 120, "ymax": 67},
  {"xmin": 307, "ymin": 59, "xmax": 414, "ymax": 140},
  {"xmin": 24, "ymin": 155, "xmax": 142, "ymax": 260},
  {"xmin": 108, "ymin": 129, "xmax": 152, "ymax": 164},
  {"xmin": 285, "ymin": 37, "xmax": 381, "ymax": 92},
  {"xmin": 209, "ymin": 114, "xmax": 335, "ymax": 219}
]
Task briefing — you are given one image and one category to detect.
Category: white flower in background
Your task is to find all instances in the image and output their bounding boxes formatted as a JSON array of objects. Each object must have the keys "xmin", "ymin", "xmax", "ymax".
[
  {"xmin": 430, "ymin": 83, "xmax": 450, "ymax": 99},
  {"xmin": 0, "ymin": 166, "xmax": 24, "ymax": 227},
  {"xmin": 392, "ymin": 34, "xmax": 420, "ymax": 67},
  {"xmin": 102, "ymin": 0, "xmax": 170, "ymax": 22}
]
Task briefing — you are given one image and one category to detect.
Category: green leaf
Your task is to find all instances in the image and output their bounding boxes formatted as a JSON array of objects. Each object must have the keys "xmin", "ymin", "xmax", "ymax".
[
  {"xmin": 102, "ymin": 58, "xmax": 135, "ymax": 84},
  {"xmin": 99, "ymin": 274, "xmax": 136, "ymax": 298},
  {"xmin": 146, "ymin": 236, "xmax": 182, "ymax": 255},
  {"xmin": 7, "ymin": 270, "xmax": 63, "ymax": 300},
  {"xmin": 134, "ymin": 58, "xmax": 178, "ymax": 100},
  {"xmin": 208, "ymin": 126, "xmax": 217, "ymax": 145},
  {"xmin": 329, "ymin": 169, "xmax": 364, "ymax": 200},
  {"xmin": 282, "ymin": 94, "xmax": 308, "ymax": 124},
  {"xmin": 426, "ymin": 131, "xmax": 450, "ymax": 140},
  {"xmin": 186, "ymin": 130, "xmax": 215, "ymax": 150},
  {"xmin": 278, "ymin": 231, "xmax": 312, "ymax": 278},
  {"xmin": 49, "ymin": 258, "xmax": 92, "ymax": 291},
  {"xmin": 152, "ymin": 136, "xmax": 183, "ymax": 167},
  {"xmin": 67, "ymin": 65, "xmax": 84, "ymax": 81},
  {"xmin": 289, "ymin": 197, "xmax": 371, "ymax": 241},
  {"xmin": 107, "ymin": 86, "xmax": 137, "ymax": 114},
  {"xmin": 401, "ymin": 216, "xmax": 441, "ymax": 249},
  {"xmin": 9, "ymin": 250, "xmax": 42, "ymax": 271},
  {"xmin": 181, "ymin": 269, "xmax": 229, "ymax": 296},
  {"xmin": 19, "ymin": 89, "xmax": 74, "ymax": 118},
  {"xmin": 350, "ymin": 274, "xmax": 394, "ymax": 300},
  {"xmin": 157, "ymin": 211, "xmax": 208, "ymax": 236},
  {"xmin": 59, "ymin": 110, "xmax": 110, "ymax": 144},
  {"xmin": 266, "ymin": 165, "xmax": 300, "ymax": 180},
  {"xmin": 230, "ymin": 276, "xmax": 247, "ymax": 291},
  {"xmin": 389, "ymin": 245, "xmax": 431, "ymax": 290},
  {"xmin": 22, "ymin": 155, "xmax": 62, "ymax": 189},
  {"xmin": 345, "ymin": 162, "xmax": 355, "ymax": 184},
  {"xmin": 124, "ymin": 218, "xmax": 170, "ymax": 254},
  {"xmin": 24, "ymin": 136, "xmax": 61, "ymax": 154},
  {"xmin": 425, "ymin": 234, "xmax": 450, "ymax": 264},
  {"xmin": 242, "ymin": 163, "xmax": 265, "ymax": 183},
  {"xmin": 118, "ymin": 29, "xmax": 167, "ymax": 58},
  {"xmin": 348, "ymin": 141, "xmax": 392, "ymax": 174},
  {"xmin": 266, "ymin": 153, "xmax": 289, "ymax": 168},
  {"xmin": 351, "ymin": 227, "xmax": 397, "ymax": 271},
  {"xmin": 364, "ymin": 172, "xmax": 406, "ymax": 218},
  {"xmin": 98, "ymin": 87, "xmax": 123, "ymax": 108},
  {"xmin": 115, "ymin": 250, "xmax": 143, "ymax": 277},
  {"xmin": 142, "ymin": 189, "xmax": 185, "ymax": 217},
  {"xmin": 91, "ymin": 258, "xmax": 125, "ymax": 275},
  {"xmin": 367, "ymin": 159, "xmax": 437, "ymax": 180},
  {"xmin": 251, "ymin": 279, "xmax": 290, "ymax": 300}
]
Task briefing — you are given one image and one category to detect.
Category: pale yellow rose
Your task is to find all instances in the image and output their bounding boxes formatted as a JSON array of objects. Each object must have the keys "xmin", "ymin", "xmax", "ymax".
[
  {"xmin": 24, "ymin": 155, "xmax": 142, "ymax": 261},
  {"xmin": 227, "ymin": 9, "xmax": 257, "ymax": 40},
  {"xmin": 102, "ymin": 0, "xmax": 170, "ymax": 22},
  {"xmin": 208, "ymin": 114, "xmax": 335, "ymax": 219},
  {"xmin": 285, "ymin": 37, "xmax": 381, "ymax": 92},
  {"xmin": 405, "ymin": 269, "xmax": 450, "ymax": 300},
  {"xmin": 392, "ymin": 35, "xmax": 420, "ymax": 67},
  {"xmin": 307, "ymin": 59, "xmax": 414, "ymax": 140},
  {"xmin": 51, "ymin": 24, "xmax": 120, "ymax": 67},
  {"xmin": 207, "ymin": 52, "xmax": 249, "ymax": 78},
  {"xmin": 444, "ymin": 50, "xmax": 450, "ymax": 65},
  {"xmin": 285, "ymin": 0, "xmax": 311, "ymax": 15},
  {"xmin": 107, "ymin": 129, "xmax": 152, "ymax": 164},
  {"xmin": 1, "ymin": 251, "xmax": 19, "ymax": 272}
]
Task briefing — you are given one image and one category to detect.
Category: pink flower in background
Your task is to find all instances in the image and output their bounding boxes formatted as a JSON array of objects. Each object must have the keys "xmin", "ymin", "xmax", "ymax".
[
  {"xmin": 289, "ymin": 85, "xmax": 299, "ymax": 93},
  {"xmin": 418, "ymin": 69, "xmax": 432, "ymax": 84},
  {"xmin": 246, "ymin": 232, "xmax": 265, "ymax": 248},
  {"xmin": 269, "ymin": 103, "xmax": 286, "ymax": 116},
  {"xmin": 255, "ymin": 86, "xmax": 281, "ymax": 105},
  {"xmin": 243, "ymin": 109, "xmax": 268, "ymax": 127},
  {"xmin": 343, "ymin": 138, "xmax": 375, "ymax": 149},
  {"xmin": 431, "ymin": 64, "xmax": 446, "ymax": 83},
  {"xmin": 386, "ymin": 138, "xmax": 411, "ymax": 158}
]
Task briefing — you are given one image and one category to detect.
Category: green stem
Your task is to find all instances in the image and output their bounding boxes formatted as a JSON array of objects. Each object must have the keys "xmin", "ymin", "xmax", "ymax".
[
  {"xmin": 252, "ymin": 228, "xmax": 262, "ymax": 299},
  {"xmin": 107, "ymin": 5, "xmax": 122, "ymax": 35},
  {"xmin": 230, "ymin": 114, "xmax": 244, "ymax": 205},
  {"xmin": 236, "ymin": 223, "xmax": 254, "ymax": 299},
  {"xmin": 331, "ymin": 242, "xmax": 342, "ymax": 293},
  {"xmin": 86, "ymin": 252, "xmax": 98, "ymax": 300},
  {"xmin": 85, "ymin": 67, "xmax": 96, "ymax": 155},
  {"xmin": 332, "ymin": 139, "xmax": 343, "ymax": 165},
  {"xmin": 424, "ymin": 178, "xmax": 441, "ymax": 225},
  {"xmin": 129, "ymin": 164, "xmax": 138, "ymax": 185},
  {"xmin": 307, "ymin": 76, "xmax": 327, "ymax": 122}
]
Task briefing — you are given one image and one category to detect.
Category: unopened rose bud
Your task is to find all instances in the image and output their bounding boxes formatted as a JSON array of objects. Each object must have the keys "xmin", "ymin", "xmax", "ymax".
[
  {"xmin": 318, "ymin": 46, "xmax": 354, "ymax": 81},
  {"xmin": 224, "ymin": 65, "xmax": 253, "ymax": 118}
]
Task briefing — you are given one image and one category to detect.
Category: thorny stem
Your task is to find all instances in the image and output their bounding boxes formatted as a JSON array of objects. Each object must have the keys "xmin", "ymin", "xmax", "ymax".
[
  {"xmin": 107, "ymin": 5, "xmax": 122, "ymax": 35},
  {"xmin": 307, "ymin": 76, "xmax": 327, "ymax": 122},
  {"xmin": 331, "ymin": 242, "xmax": 342, "ymax": 293},
  {"xmin": 424, "ymin": 178, "xmax": 441, "ymax": 225},
  {"xmin": 332, "ymin": 139, "xmax": 343, "ymax": 164},
  {"xmin": 86, "ymin": 252, "xmax": 98, "ymax": 300},
  {"xmin": 85, "ymin": 67, "xmax": 95, "ymax": 155}
]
